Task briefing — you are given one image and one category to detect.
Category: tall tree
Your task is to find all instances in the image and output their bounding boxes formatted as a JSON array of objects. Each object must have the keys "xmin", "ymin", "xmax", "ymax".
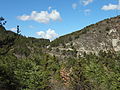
[{"xmin": 17, "ymin": 25, "xmax": 21, "ymax": 34}]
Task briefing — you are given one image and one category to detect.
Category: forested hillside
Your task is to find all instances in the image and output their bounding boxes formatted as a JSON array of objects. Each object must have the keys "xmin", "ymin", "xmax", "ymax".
[{"xmin": 0, "ymin": 16, "xmax": 120, "ymax": 90}]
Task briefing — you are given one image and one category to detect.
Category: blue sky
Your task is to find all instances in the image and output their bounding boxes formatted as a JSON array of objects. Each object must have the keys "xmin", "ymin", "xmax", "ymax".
[{"xmin": 0, "ymin": 0, "xmax": 120, "ymax": 40}]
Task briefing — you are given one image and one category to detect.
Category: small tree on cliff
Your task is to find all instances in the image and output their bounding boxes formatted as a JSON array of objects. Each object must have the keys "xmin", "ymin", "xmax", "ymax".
[{"xmin": 0, "ymin": 17, "xmax": 7, "ymax": 26}]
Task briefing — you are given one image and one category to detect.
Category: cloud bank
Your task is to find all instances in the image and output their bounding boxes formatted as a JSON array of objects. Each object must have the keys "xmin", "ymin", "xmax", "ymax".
[
  {"xmin": 18, "ymin": 10, "xmax": 62, "ymax": 24},
  {"xmin": 102, "ymin": 4, "xmax": 120, "ymax": 10},
  {"xmin": 36, "ymin": 29, "xmax": 59, "ymax": 40}
]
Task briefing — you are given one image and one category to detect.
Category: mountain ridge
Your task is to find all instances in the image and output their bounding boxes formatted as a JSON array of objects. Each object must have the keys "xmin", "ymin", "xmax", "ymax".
[
  {"xmin": 51, "ymin": 15, "xmax": 120, "ymax": 45},
  {"xmin": 49, "ymin": 15, "xmax": 120, "ymax": 58}
]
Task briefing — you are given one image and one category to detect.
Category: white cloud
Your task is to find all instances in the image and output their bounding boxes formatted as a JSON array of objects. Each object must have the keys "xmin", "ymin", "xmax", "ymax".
[
  {"xmin": 84, "ymin": 9, "xmax": 91, "ymax": 15},
  {"xmin": 29, "ymin": 25, "xmax": 34, "ymax": 28},
  {"xmin": 36, "ymin": 28, "xmax": 59, "ymax": 40},
  {"xmin": 18, "ymin": 15, "xmax": 30, "ymax": 21},
  {"xmin": 49, "ymin": 10, "xmax": 62, "ymax": 21},
  {"xmin": 11, "ymin": 27, "xmax": 17, "ymax": 31},
  {"xmin": 82, "ymin": 0, "xmax": 93, "ymax": 6},
  {"xmin": 102, "ymin": 4, "xmax": 120, "ymax": 10},
  {"xmin": 48, "ymin": 6, "xmax": 52, "ymax": 10},
  {"xmin": 84, "ymin": 9, "xmax": 91, "ymax": 13},
  {"xmin": 72, "ymin": 3, "xmax": 77, "ymax": 9},
  {"xmin": 18, "ymin": 9, "xmax": 62, "ymax": 24}
]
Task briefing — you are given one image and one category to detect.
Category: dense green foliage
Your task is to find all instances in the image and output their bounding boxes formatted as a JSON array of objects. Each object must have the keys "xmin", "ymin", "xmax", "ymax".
[
  {"xmin": 0, "ymin": 50, "xmax": 120, "ymax": 90},
  {"xmin": 68, "ymin": 51, "xmax": 120, "ymax": 90},
  {"xmin": 0, "ymin": 54, "xmax": 60, "ymax": 90},
  {"xmin": 0, "ymin": 26, "xmax": 61, "ymax": 90}
]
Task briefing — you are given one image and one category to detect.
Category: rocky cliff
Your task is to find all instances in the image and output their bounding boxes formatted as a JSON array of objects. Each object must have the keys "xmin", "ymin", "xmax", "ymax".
[{"xmin": 50, "ymin": 16, "xmax": 120, "ymax": 57}]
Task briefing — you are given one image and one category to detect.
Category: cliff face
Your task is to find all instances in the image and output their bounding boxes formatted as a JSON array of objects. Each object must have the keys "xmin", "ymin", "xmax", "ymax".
[{"xmin": 49, "ymin": 16, "xmax": 120, "ymax": 57}]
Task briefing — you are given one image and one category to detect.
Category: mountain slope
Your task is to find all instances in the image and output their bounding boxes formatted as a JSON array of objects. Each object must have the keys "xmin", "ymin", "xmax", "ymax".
[
  {"xmin": 0, "ymin": 25, "xmax": 59, "ymax": 90},
  {"xmin": 50, "ymin": 16, "xmax": 120, "ymax": 57},
  {"xmin": 0, "ymin": 25, "xmax": 50, "ymax": 57}
]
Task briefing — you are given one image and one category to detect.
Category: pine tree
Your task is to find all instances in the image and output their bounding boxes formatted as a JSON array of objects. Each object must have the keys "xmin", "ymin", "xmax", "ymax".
[
  {"xmin": 0, "ymin": 17, "xmax": 7, "ymax": 26},
  {"xmin": 17, "ymin": 25, "xmax": 21, "ymax": 34}
]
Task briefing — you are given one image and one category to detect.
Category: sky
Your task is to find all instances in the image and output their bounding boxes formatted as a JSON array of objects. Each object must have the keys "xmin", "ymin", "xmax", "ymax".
[{"xmin": 0, "ymin": 0, "xmax": 120, "ymax": 40}]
